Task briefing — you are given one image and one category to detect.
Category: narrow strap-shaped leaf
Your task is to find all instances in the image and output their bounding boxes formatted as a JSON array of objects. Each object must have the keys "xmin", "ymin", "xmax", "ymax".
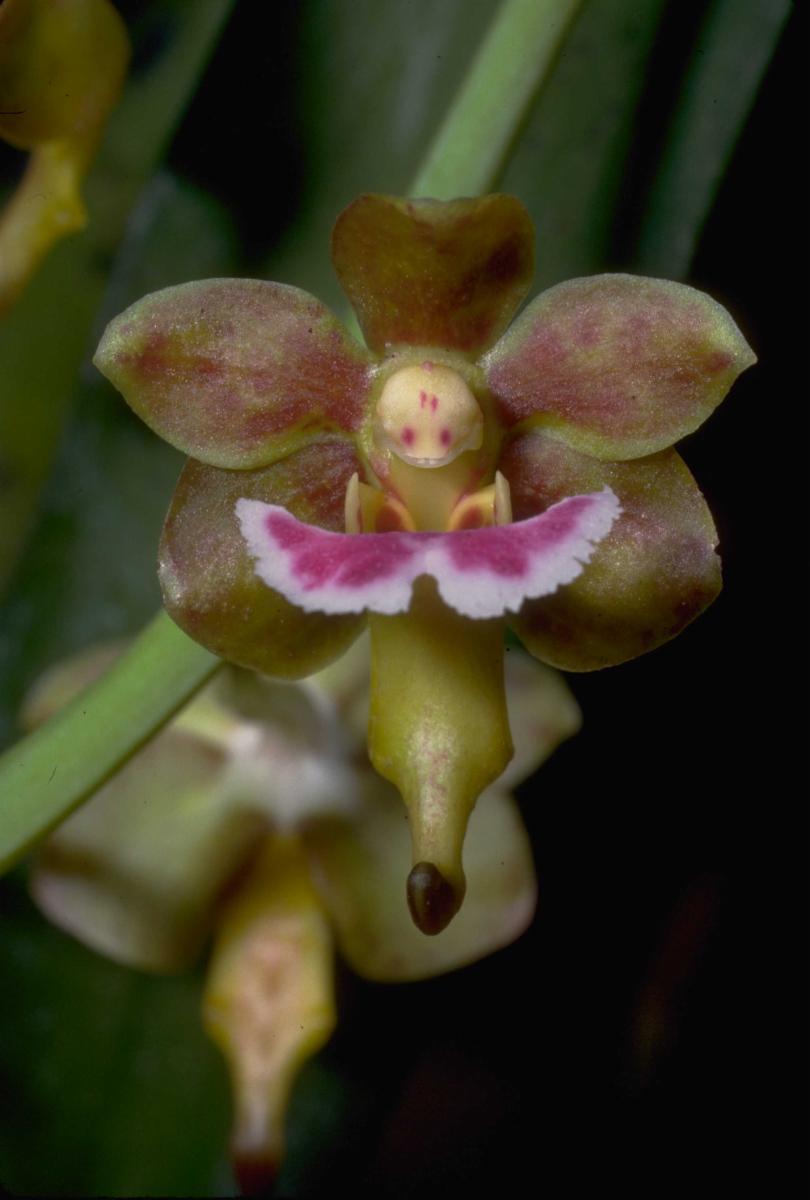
[
  {"xmin": 635, "ymin": 0, "xmax": 790, "ymax": 277},
  {"xmin": 0, "ymin": 878, "xmax": 232, "ymax": 1195},
  {"xmin": 0, "ymin": 612, "xmax": 218, "ymax": 870},
  {"xmin": 411, "ymin": 0, "xmax": 585, "ymax": 199}
]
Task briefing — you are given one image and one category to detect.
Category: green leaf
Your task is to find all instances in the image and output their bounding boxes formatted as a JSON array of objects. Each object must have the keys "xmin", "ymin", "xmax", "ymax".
[
  {"xmin": 0, "ymin": 168, "xmax": 239, "ymax": 858},
  {"xmin": 634, "ymin": 0, "xmax": 790, "ymax": 277},
  {"xmin": 0, "ymin": 611, "xmax": 219, "ymax": 871},
  {"xmin": 264, "ymin": 0, "xmax": 523, "ymax": 307},
  {"xmin": 267, "ymin": 0, "xmax": 671, "ymax": 302},
  {"xmin": 0, "ymin": 873, "xmax": 235, "ymax": 1197},
  {"xmin": 0, "ymin": 167, "xmax": 240, "ymax": 1190},
  {"xmin": 502, "ymin": 0, "xmax": 669, "ymax": 288},
  {"xmin": 0, "ymin": 169, "xmax": 237, "ymax": 738},
  {"xmin": 410, "ymin": 0, "xmax": 586, "ymax": 199}
]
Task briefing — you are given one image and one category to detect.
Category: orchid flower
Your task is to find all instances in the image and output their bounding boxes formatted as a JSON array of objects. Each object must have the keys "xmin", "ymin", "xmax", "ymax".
[
  {"xmin": 0, "ymin": 0, "xmax": 129, "ymax": 312},
  {"xmin": 93, "ymin": 194, "xmax": 754, "ymax": 932},
  {"xmin": 23, "ymin": 636, "xmax": 580, "ymax": 1190}
]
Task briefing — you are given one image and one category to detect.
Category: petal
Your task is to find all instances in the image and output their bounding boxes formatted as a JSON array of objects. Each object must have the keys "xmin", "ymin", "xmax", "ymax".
[
  {"xmin": 483, "ymin": 274, "xmax": 756, "ymax": 459},
  {"xmin": 159, "ymin": 441, "xmax": 365, "ymax": 679},
  {"xmin": 237, "ymin": 487, "xmax": 621, "ymax": 620},
  {"xmin": 29, "ymin": 731, "xmax": 264, "ymax": 972},
  {"xmin": 497, "ymin": 651, "xmax": 581, "ymax": 791},
  {"xmin": 331, "ymin": 194, "xmax": 534, "ymax": 355},
  {"xmin": 202, "ymin": 668, "xmax": 364, "ymax": 831},
  {"xmin": 500, "ymin": 431, "xmax": 722, "ymax": 670},
  {"xmin": 94, "ymin": 279, "xmax": 374, "ymax": 469},
  {"xmin": 302, "ymin": 774, "xmax": 536, "ymax": 982},
  {"xmin": 202, "ymin": 835, "xmax": 335, "ymax": 1192}
]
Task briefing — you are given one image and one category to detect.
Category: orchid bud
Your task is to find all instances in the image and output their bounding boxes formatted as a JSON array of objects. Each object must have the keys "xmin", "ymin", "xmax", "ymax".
[{"xmin": 0, "ymin": 0, "xmax": 129, "ymax": 309}]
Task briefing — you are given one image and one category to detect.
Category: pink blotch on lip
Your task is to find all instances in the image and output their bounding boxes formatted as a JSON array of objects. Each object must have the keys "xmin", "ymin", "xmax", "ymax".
[
  {"xmin": 401, "ymin": 426, "xmax": 415, "ymax": 446},
  {"xmin": 439, "ymin": 428, "xmax": 452, "ymax": 447},
  {"xmin": 266, "ymin": 510, "xmax": 413, "ymax": 590},
  {"xmin": 446, "ymin": 495, "xmax": 588, "ymax": 577}
]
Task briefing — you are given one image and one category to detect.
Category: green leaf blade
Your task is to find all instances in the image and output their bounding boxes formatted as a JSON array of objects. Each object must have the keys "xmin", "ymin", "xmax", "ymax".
[
  {"xmin": 635, "ymin": 0, "xmax": 791, "ymax": 277},
  {"xmin": 0, "ymin": 612, "xmax": 218, "ymax": 872}
]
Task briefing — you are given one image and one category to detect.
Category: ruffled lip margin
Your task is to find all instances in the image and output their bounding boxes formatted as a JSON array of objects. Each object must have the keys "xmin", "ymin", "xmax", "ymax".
[{"xmin": 237, "ymin": 487, "xmax": 621, "ymax": 620}]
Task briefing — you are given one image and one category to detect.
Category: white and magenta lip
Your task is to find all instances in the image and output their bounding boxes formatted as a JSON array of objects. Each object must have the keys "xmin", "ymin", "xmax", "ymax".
[{"xmin": 237, "ymin": 487, "xmax": 621, "ymax": 620}]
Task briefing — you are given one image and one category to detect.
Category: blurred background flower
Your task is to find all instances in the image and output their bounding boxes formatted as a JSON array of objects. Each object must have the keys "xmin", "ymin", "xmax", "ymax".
[{"xmin": 21, "ymin": 636, "xmax": 578, "ymax": 1190}]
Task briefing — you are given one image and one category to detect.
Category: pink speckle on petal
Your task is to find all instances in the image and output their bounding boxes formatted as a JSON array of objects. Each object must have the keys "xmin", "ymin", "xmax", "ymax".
[
  {"xmin": 430, "ymin": 394, "xmax": 438, "ymax": 412},
  {"xmin": 705, "ymin": 349, "xmax": 733, "ymax": 372},
  {"xmin": 575, "ymin": 313, "xmax": 602, "ymax": 349},
  {"xmin": 419, "ymin": 390, "xmax": 428, "ymax": 408}
]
